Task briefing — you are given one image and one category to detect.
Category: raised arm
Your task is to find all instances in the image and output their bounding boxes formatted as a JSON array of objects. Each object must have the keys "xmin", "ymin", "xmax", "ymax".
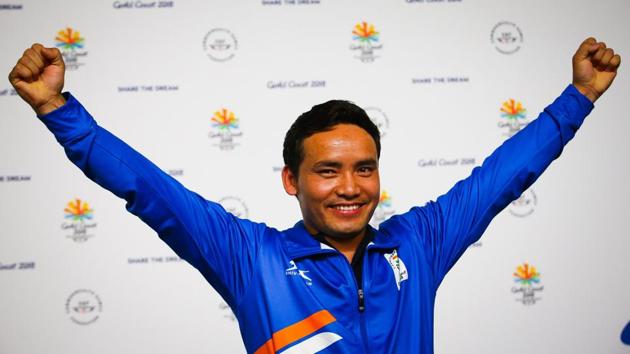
[
  {"xmin": 8, "ymin": 44, "xmax": 267, "ymax": 309},
  {"xmin": 390, "ymin": 38, "xmax": 621, "ymax": 285}
]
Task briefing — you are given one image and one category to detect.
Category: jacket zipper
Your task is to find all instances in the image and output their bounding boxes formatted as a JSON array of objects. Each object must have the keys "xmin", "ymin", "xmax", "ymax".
[
  {"xmin": 358, "ymin": 288, "xmax": 365, "ymax": 312},
  {"xmin": 342, "ymin": 253, "xmax": 370, "ymax": 353},
  {"xmin": 358, "ymin": 249, "xmax": 370, "ymax": 354}
]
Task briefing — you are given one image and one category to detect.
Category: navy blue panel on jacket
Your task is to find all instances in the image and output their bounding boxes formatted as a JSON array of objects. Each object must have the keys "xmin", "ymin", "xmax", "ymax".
[{"xmin": 38, "ymin": 85, "xmax": 593, "ymax": 353}]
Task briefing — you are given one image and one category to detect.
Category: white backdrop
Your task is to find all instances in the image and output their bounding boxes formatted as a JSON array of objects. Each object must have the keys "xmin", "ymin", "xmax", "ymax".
[{"xmin": 1, "ymin": 0, "xmax": 629, "ymax": 353}]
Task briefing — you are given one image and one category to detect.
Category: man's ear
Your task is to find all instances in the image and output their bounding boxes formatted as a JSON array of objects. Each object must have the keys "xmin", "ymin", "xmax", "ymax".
[{"xmin": 281, "ymin": 166, "xmax": 298, "ymax": 196}]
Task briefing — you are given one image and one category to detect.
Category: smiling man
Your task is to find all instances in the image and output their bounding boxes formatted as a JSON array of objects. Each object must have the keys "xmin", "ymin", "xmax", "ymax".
[
  {"xmin": 282, "ymin": 104, "xmax": 382, "ymax": 263},
  {"xmin": 8, "ymin": 37, "xmax": 620, "ymax": 353}
]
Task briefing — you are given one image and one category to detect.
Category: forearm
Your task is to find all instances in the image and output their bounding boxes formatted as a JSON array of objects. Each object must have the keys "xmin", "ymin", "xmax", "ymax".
[
  {"xmin": 475, "ymin": 84, "xmax": 594, "ymax": 211},
  {"xmin": 38, "ymin": 93, "xmax": 191, "ymax": 225},
  {"xmin": 423, "ymin": 84, "xmax": 593, "ymax": 280},
  {"xmin": 37, "ymin": 94, "xmax": 265, "ymax": 305}
]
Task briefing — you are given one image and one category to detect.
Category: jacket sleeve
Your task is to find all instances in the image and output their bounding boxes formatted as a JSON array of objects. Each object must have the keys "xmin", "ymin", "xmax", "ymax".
[
  {"xmin": 393, "ymin": 85, "xmax": 594, "ymax": 286},
  {"xmin": 38, "ymin": 93, "xmax": 266, "ymax": 310}
]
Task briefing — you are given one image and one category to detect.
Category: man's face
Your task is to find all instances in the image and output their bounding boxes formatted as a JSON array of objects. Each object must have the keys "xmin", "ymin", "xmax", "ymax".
[{"xmin": 282, "ymin": 124, "xmax": 380, "ymax": 240}]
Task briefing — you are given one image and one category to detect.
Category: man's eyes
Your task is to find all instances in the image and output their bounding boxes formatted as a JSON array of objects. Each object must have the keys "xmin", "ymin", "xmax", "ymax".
[
  {"xmin": 315, "ymin": 167, "xmax": 375, "ymax": 176},
  {"xmin": 317, "ymin": 169, "xmax": 337, "ymax": 176},
  {"xmin": 357, "ymin": 166, "xmax": 375, "ymax": 175}
]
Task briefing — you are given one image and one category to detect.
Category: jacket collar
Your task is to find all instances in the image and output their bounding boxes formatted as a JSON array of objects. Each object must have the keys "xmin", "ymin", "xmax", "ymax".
[{"xmin": 282, "ymin": 221, "xmax": 401, "ymax": 260}]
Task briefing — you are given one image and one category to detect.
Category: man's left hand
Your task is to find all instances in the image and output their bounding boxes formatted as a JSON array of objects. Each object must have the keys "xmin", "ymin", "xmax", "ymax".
[{"xmin": 573, "ymin": 37, "xmax": 621, "ymax": 102}]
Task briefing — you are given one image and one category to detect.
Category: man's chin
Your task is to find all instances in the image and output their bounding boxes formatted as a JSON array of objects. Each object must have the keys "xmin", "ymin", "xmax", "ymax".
[{"xmin": 322, "ymin": 227, "xmax": 366, "ymax": 241}]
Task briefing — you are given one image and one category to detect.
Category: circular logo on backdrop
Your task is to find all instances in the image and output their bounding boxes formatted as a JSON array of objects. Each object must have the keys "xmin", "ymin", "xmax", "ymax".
[
  {"xmin": 364, "ymin": 107, "xmax": 389, "ymax": 137},
  {"xmin": 219, "ymin": 196, "xmax": 249, "ymax": 219},
  {"xmin": 491, "ymin": 21, "xmax": 523, "ymax": 54},
  {"xmin": 509, "ymin": 189, "xmax": 537, "ymax": 217},
  {"xmin": 65, "ymin": 289, "xmax": 102, "ymax": 325},
  {"xmin": 203, "ymin": 28, "xmax": 238, "ymax": 62}
]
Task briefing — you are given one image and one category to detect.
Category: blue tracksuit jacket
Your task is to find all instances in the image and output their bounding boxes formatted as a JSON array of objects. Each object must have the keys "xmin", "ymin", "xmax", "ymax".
[{"xmin": 38, "ymin": 85, "xmax": 593, "ymax": 353}]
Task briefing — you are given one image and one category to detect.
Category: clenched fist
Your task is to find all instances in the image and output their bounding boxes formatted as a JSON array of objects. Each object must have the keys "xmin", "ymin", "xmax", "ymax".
[
  {"xmin": 8, "ymin": 43, "xmax": 66, "ymax": 115},
  {"xmin": 573, "ymin": 37, "xmax": 621, "ymax": 102}
]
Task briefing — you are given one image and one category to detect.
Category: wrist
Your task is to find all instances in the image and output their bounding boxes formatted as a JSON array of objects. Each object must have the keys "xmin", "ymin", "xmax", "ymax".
[
  {"xmin": 35, "ymin": 94, "xmax": 66, "ymax": 116},
  {"xmin": 572, "ymin": 83, "xmax": 599, "ymax": 103}
]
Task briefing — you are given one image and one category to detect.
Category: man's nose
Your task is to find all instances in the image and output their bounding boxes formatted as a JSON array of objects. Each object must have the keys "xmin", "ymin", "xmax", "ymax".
[{"xmin": 336, "ymin": 172, "xmax": 360, "ymax": 198}]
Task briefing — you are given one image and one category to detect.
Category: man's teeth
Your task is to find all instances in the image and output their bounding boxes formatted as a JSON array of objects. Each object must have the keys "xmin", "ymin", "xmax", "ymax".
[{"xmin": 334, "ymin": 205, "xmax": 360, "ymax": 211}]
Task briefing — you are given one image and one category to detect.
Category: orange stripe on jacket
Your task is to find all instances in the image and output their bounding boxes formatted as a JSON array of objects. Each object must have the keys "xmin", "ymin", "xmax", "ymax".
[{"xmin": 254, "ymin": 310, "xmax": 336, "ymax": 354}]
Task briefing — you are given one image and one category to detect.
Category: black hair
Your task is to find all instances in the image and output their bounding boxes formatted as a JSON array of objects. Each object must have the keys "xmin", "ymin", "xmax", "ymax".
[{"xmin": 283, "ymin": 100, "xmax": 381, "ymax": 176}]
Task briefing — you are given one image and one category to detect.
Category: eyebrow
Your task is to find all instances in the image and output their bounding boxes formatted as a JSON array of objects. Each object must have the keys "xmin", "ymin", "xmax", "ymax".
[
  {"xmin": 355, "ymin": 159, "xmax": 378, "ymax": 168},
  {"xmin": 312, "ymin": 159, "xmax": 378, "ymax": 170},
  {"xmin": 313, "ymin": 161, "xmax": 342, "ymax": 169}
]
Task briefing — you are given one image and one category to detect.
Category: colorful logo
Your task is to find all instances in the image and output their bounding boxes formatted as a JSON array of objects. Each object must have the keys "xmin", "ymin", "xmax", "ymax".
[
  {"xmin": 513, "ymin": 263, "xmax": 540, "ymax": 286},
  {"xmin": 350, "ymin": 22, "xmax": 383, "ymax": 62},
  {"xmin": 64, "ymin": 198, "xmax": 93, "ymax": 221},
  {"xmin": 55, "ymin": 27, "xmax": 84, "ymax": 50},
  {"xmin": 511, "ymin": 262, "xmax": 544, "ymax": 305},
  {"xmin": 65, "ymin": 289, "xmax": 102, "ymax": 325},
  {"xmin": 491, "ymin": 21, "xmax": 523, "ymax": 54},
  {"xmin": 209, "ymin": 108, "xmax": 242, "ymax": 150},
  {"xmin": 203, "ymin": 28, "xmax": 238, "ymax": 62},
  {"xmin": 384, "ymin": 250, "xmax": 408, "ymax": 291},
  {"xmin": 353, "ymin": 22, "xmax": 379, "ymax": 43},
  {"xmin": 378, "ymin": 191, "xmax": 392, "ymax": 208},
  {"xmin": 509, "ymin": 188, "xmax": 537, "ymax": 217},
  {"xmin": 55, "ymin": 27, "xmax": 87, "ymax": 70},
  {"xmin": 364, "ymin": 107, "xmax": 389, "ymax": 137},
  {"xmin": 61, "ymin": 198, "xmax": 97, "ymax": 242},
  {"xmin": 370, "ymin": 191, "xmax": 395, "ymax": 228},
  {"xmin": 498, "ymin": 99, "xmax": 528, "ymax": 137}
]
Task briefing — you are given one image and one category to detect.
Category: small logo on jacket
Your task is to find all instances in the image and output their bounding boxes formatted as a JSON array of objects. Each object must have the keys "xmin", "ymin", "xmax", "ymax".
[
  {"xmin": 209, "ymin": 108, "xmax": 242, "ymax": 150},
  {"xmin": 384, "ymin": 250, "xmax": 408, "ymax": 290},
  {"xmin": 55, "ymin": 27, "xmax": 87, "ymax": 70},
  {"xmin": 286, "ymin": 260, "xmax": 312, "ymax": 285},
  {"xmin": 350, "ymin": 22, "xmax": 382, "ymax": 62},
  {"xmin": 511, "ymin": 262, "xmax": 543, "ymax": 305},
  {"xmin": 61, "ymin": 198, "xmax": 97, "ymax": 242}
]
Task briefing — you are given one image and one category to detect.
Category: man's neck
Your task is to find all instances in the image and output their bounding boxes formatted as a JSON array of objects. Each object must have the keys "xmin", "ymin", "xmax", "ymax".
[
  {"xmin": 304, "ymin": 225, "xmax": 367, "ymax": 263},
  {"xmin": 323, "ymin": 233, "xmax": 365, "ymax": 263}
]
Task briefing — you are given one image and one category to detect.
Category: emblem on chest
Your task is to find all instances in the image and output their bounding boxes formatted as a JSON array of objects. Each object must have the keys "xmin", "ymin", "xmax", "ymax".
[
  {"xmin": 384, "ymin": 250, "xmax": 408, "ymax": 290},
  {"xmin": 285, "ymin": 260, "xmax": 313, "ymax": 286}
]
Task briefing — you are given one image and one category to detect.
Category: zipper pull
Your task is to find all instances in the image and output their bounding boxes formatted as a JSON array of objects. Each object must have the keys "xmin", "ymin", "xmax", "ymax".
[{"xmin": 358, "ymin": 288, "xmax": 365, "ymax": 312}]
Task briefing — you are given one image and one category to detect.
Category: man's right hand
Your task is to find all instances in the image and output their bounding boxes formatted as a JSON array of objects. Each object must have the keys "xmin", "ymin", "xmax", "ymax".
[{"xmin": 8, "ymin": 43, "xmax": 66, "ymax": 116}]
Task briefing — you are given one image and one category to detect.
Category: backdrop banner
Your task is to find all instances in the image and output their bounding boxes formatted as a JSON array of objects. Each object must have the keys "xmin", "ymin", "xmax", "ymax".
[{"xmin": 1, "ymin": 1, "xmax": 629, "ymax": 353}]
